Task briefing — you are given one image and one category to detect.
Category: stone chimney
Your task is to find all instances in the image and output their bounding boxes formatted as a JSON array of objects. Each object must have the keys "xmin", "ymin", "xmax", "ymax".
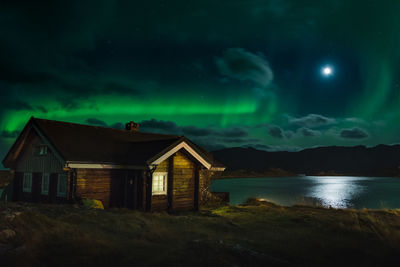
[{"xmin": 125, "ymin": 121, "xmax": 139, "ymax": 132}]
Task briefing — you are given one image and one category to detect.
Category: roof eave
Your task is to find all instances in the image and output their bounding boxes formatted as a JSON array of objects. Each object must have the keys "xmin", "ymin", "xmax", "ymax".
[{"xmin": 147, "ymin": 139, "xmax": 213, "ymax": 170}]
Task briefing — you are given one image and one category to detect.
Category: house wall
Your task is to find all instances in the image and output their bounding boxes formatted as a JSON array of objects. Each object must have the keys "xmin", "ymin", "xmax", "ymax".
[
  {"xmin": 12, "ymin": 131, "xmax": 68, "ymax": 203},
  {"xmin": 15, "ymin": 133, "xmax": 64, "ymax": 173},
  {"xmin": 172, "ymin": 151, "xmax": 195, "ymax": 211},
  {"xmin": 75, "ymin": 169, "xmax": 143, "ymax": 209},
  {"xmin": 151, "ymin": 160, "xmax": 168, "ymax": 211},
  {"xmin": 75, "ymin": 169, "xmax": 112, "ymax": 208},
  {"xmin": 150, "ymin": 150, "xmax": 197, "ymax": 211}
]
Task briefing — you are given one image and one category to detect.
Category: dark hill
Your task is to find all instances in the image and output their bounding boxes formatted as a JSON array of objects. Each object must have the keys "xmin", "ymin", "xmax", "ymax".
[{"xmin": 212, "ymin": 145, "xmax": 400, "ymax": 176}]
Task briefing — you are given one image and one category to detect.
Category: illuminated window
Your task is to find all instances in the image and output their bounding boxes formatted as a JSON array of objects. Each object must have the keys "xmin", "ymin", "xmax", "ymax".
[
  {"xmin": 41, "ymin": 173, "xmax": 49, "ymax": 195},
  {"xmin": 23, "ymin": 173, "xmax": 32, "ymax": 192},
  {"xmin": 57, "ymin": 174, "xmax": 67, "ymax": 197},
  {"xmin": 152, "ymin": 172, "xmax": 167, "ymax": 195}
]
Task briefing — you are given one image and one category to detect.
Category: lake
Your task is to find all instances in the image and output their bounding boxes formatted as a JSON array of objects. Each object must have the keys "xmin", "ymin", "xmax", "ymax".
[{"xmin": 210, "ymin": 176, "xmax": 400, "ymax": 209}]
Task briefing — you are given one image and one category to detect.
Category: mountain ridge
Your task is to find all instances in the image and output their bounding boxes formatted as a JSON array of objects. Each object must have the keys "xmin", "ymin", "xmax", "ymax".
[{"xmin": 212, "ymin": 144, "xmax": 400, "ymax": 177}]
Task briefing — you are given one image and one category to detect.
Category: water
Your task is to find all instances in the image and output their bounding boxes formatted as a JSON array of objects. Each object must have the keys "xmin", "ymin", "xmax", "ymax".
[{"xmin": 210, "ymin": 176, "xmax": 400, "ymax": 209}]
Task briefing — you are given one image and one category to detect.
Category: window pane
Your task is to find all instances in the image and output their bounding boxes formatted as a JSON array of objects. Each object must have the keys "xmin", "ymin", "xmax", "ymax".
[{"xmin": 152, "ymin": 173, "xmax": 167, "ymax": 194}]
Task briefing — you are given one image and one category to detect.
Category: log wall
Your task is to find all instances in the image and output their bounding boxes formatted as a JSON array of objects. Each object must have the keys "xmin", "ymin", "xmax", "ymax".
[
  {"xmin": 75, "ymin": 169, "xmax": 113, "ymax": 208},
  {"xmin": 172, "ymin": 151, "xmax": 195, "ymax": 211},
  {"xmin": 151, "ymin": 160, "xmax": 168, "ymax": 211}
]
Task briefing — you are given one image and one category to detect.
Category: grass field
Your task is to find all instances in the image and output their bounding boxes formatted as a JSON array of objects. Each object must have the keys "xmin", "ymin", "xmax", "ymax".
[{"xmin": 1, "ymin": 199, "xmax": 400, "ymax": 266}]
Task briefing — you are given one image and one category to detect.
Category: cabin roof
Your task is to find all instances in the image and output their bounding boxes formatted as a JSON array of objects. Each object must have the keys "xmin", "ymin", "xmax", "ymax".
[{"xmin": 2, "ymin": 117, "xmax": 224, "ymax": 170}]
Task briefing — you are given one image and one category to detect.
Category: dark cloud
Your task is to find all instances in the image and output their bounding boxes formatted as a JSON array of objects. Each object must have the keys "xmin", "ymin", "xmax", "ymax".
[
  {"xmin": 216, "ymin": 48, "xmax": 273, "ymax": 87},
  {"xmin": 110, "ymin": 122, "xmax": 124, "ymax": 130},
  {"xmin": 284, "ymin": 130, "xmax": 294, "ymax": 139},
  {"xmin": 0, "ymin": 130, "xmax": 20, "ymax": 139},
  {"xmin": 289, "ymin": 114, "xmax": 336, "ymax": 128},
  {"xmin": 86, "ymin": 118, "xmax": 107, "ymax": 127},
  {"xmin": 139, "ymin": 119, "xmax": 180, "ymax": 134},
  {"xmin": 268, "ymin": 125, "xmax": 284, "ymax": 139},
  {"xmin": 182, "ymin": 126, "xmax": 215, "ymax": 137},
  {"xmin": 340, "ymin": 128, "xmax": 368, "ymax": 139},
  {"xmin": 298, "ymin": 127, "xmax": 321, "ymax": 137},
  {"xmin": 191, "ymin": 138, "xmax": 226, "ymax": 152},
  {"xmin": 217, "ymin": 127, "xmax": 249, "ymax": 138},
  {"xmin": 220, "ymin": 138, "xmax": 260, "ymax": 144}
]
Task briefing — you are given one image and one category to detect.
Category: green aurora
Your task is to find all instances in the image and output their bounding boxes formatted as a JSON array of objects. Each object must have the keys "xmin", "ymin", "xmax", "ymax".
[{"xmin": 1, "ymin": 0, "xmax": 400, "ymax": 160}]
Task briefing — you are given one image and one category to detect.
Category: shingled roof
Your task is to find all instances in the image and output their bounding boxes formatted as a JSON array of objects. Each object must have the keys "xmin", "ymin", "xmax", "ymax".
[{"xmin": 3, "ymin": 117, "xmax": 224, "ymax": 170}]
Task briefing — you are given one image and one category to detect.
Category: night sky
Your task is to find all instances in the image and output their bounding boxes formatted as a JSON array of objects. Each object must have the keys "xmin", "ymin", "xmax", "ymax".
[{"xmin": 1, "ymin": 0, "xmax": 400, "ymax": 161}]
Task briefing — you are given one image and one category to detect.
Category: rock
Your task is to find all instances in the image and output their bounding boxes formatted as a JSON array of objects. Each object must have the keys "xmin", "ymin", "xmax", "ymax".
[
  {"xmin": 82, "ymin": 198, "xmax": 104, "ymax": 209},
  {"xmin": 3, "ymin": 211, "xmax": 21, "ymax": 222},
  {"xmin": 0, "ymin": 229, "xmax": 16, "ymax": 242}
]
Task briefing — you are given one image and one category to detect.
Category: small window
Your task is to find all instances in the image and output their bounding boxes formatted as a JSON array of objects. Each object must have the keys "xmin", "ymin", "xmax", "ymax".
[
  {"xmin": 41, "ymin": 173, "xmax": 50, "ymax": 195},
  {"xmin": 152, "ymin": 172, "xmax": 167, "ymax": 195},
  {"xmin": 23, "ymin": 173, "xmax": 32, "ymax": 192},
  {"xmin": 39, "ymin": 145, "xmax": 48, "ymax": 155},
  {"xmin": 57, "ymin": 174, "xmax": 67, "ymax": 197}
]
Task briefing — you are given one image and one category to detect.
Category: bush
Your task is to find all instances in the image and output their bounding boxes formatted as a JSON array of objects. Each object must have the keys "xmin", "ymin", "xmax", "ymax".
[{"xmin": 81, "ymin": 199, "xmax": 104, "ymax": 210}]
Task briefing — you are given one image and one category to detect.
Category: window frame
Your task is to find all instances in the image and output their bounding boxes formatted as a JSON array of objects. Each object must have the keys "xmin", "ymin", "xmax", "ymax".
[
  {"xmin": 41, "ymin": 173, "xmax": 50, "ymax": 195},
  {"xmin": 57, "ymin": 173, "xmax": 67, "ymax": 197},
  {"xmin": 152, "ymin": 172, "xmax": 168, "ymax": 196},
  {"xmin": 23, "ymin": 173, "xmax": 32, "ymax": 192}
]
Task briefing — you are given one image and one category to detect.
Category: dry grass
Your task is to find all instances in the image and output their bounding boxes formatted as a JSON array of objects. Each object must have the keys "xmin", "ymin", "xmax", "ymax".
[{"xmin": 1, "ymin": 200, "xmax": 400, "ymax": 267}]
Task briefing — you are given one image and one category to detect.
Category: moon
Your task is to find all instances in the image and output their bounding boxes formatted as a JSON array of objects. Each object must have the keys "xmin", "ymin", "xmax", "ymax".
[{"xmin": 321, "ymin": 65, "xmax": 334, "ymax": 77}]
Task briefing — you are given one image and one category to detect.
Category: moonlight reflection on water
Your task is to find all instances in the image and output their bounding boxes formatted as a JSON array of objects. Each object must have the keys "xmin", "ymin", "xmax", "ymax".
[
  {"xmin": 210, "ymin": 176, "xmax": 400, "ymax": 209},
  {"xmin": 305, "ymin": 176, "xmax": 367, "ymax": 208}
]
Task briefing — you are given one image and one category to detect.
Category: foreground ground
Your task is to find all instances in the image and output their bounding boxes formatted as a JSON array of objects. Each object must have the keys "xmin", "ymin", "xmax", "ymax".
[{"xmin": 1, "ymin": 200, "xmax": 400, "ymax": 267}]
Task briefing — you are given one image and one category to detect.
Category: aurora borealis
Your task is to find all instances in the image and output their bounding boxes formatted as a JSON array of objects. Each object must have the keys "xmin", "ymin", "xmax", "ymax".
[{"xmin": 1, "ymin": 0, "xmax": 400, "ymax": 162}]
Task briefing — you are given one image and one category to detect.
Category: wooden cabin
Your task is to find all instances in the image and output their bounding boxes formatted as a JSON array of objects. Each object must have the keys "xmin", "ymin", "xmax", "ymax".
[{"xmin": 2, "ymin": 117, "xmax": 225, "ymax": 211}]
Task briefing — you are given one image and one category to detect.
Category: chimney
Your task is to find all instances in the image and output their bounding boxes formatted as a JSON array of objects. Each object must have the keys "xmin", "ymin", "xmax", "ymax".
[{"xmin": 125, "ymin": 121, "xmax": 139, "ymax": 132}]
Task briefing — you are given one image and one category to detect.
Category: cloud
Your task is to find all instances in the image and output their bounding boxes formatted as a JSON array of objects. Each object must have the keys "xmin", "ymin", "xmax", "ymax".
[
  {"xmin": 139, "ymin": 119, "xmax": 180, "ymax": 134},
  {"xmin": 345, "ymin": 117, "xmax": 368, "ymax": 125},
  {"xmin": 182, "ymin": 126, "xmax": 215, "ymax": 137},
  {"xmin": 267, "ymin": 125, "xmax": 284, "ymax": 139},
  {"xmin": 216, "ymin": 48, "xmax": 274, "ymax": 87},
  {"xmin": 110, "ymin": 122, "xmax": 124, "ymax": 129},
  {"xmin": 220, "ymin": 137, "xmax": 260, "ymax": 144},
  {"xmin": 217, "ymin": 127, "xmax": 249, "ymax": 138},
  {"xmin": 298, "ymin": 127, "xmax": 321, "ymax": 137},
  {"xmin": 284, "ymin": 130, "xmax": 294, "ymax": 139},
  {"xmin": 289, "ymin": 114, "xmax": 336, "ymax": 128},
  {"xmin": 340, "ymin": 128, "xmax": 368, "ymax": 139},
  {"xmin": 86, "ymin": 118, "xmax": 107, "ymax": 127}
]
